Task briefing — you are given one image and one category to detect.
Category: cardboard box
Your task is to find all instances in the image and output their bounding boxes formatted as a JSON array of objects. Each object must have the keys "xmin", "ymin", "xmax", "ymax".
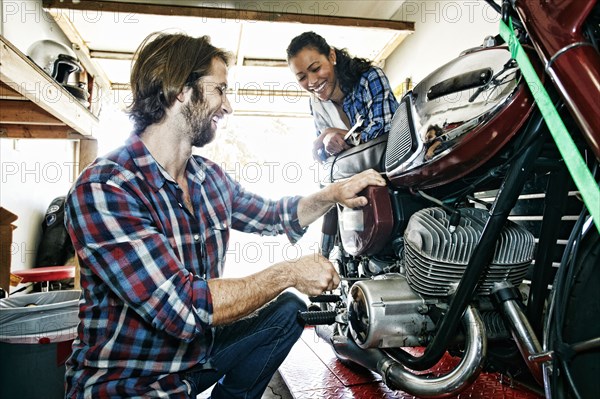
[{"xmin": 0, "ymin": 207, "xmax": 18, "ymax": 294}]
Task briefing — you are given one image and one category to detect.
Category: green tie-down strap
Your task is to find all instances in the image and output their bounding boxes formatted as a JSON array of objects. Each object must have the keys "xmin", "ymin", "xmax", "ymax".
[{"xmin": 500, "ymin": 18, "xmax": 600, "ymax": 232}]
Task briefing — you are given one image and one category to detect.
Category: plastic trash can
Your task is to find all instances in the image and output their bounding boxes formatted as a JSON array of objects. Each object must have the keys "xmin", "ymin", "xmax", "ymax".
[{"xmin": 0, "ymin": 290, "xmax": 81, "ymax": 399}]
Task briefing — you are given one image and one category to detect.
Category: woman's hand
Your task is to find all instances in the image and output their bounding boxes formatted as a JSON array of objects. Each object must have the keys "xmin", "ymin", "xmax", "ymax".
[
  {"xmin": 312, "ymin": 128, "xmax": 351, "ymax": 161},
  {"xmin": 322, "ymin": 128, "xmax": 351, "ymax": 156},
  {"xmin": 312, "ymin": 131, "xmax": 328, "ymax": 161}
]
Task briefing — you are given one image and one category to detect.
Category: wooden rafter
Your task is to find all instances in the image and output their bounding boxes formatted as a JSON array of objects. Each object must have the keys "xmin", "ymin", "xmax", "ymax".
[
  {"xmin": 0, "ymin": 101, "xmax": 65, "ymax": 126},
  {"xmin": 0, "ymin": 124, "xmax": 79, "ymax": 139},
  {"xmin": 0, "ymin": 82, "xmax": 25, "ymax": 101},
  {"xmin": 42, "ymin": 0, "xmax": 414, "ymax": 31}
]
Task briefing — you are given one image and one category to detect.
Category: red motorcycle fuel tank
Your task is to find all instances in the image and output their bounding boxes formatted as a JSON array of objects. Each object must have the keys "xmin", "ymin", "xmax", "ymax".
[
  {"xmin": 386, "ymin": 46, "xmax": 536, "ymax": 189},
  {"xmin": 337, "ymin": 185, "xmax": 393, "ymax": 257}
]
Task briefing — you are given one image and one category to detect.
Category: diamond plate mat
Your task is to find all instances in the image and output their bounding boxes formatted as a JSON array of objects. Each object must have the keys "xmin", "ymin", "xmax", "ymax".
[{"xmin": 279, "ymin": 328, "xmax": 543, "ymax": 399}]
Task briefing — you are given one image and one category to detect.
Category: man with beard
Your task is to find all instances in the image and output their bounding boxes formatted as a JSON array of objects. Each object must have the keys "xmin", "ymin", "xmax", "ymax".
[{"xmin": 64, "ymin": 32, "xmax": 385, "ymax": 398}]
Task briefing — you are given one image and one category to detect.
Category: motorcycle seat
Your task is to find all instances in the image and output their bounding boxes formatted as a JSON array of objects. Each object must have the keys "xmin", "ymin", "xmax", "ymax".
[{"xmin": 321, "ymin": 133, "xmax": 388, "ymax": 183}]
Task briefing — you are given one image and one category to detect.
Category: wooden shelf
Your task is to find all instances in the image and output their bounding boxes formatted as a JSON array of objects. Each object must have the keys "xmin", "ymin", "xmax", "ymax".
[{"xmin": 0, "ymin": 35, "xmax": 98, "ymax": 139}]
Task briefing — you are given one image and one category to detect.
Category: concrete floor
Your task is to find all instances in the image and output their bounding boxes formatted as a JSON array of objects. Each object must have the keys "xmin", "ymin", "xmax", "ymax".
[
  {"xmin": 196, "ymin": 371, "xmax": 293, "ymax": 398},
  {"xmin": 263, "ymin": 371, "xmax": 294, "ymax": 399}
]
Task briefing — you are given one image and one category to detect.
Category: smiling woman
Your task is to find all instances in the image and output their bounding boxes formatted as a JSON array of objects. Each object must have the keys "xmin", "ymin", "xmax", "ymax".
[{"xmin": 287, "ymin": 31, "xmax": 399, "ymax": 161}]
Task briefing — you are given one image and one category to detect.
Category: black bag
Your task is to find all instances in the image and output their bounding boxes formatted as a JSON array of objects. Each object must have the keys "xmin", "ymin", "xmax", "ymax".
[{"xmin": 35, "ymin": 196, "xmax": 74, "ymax": 267}]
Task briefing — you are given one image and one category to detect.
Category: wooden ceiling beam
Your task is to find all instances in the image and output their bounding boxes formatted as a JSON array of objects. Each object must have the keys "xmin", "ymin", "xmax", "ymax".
[
  {"xmin": 0, "ymin": 82, "xmax": 25, "ymax": 101},
  {"xmin": 0, "ymin": 124, "xmax": 80, "ymax": 139},
  {"xmin": 43, "ymin": 0, "xmax": 414, "ymax": 31},
  {"xmin": 0, "ymin": 101, "xmax": 65, "ymax": 126},
  {"xmin": 372, "ymin": 31, "xmax": 411, "ymax": 64}
]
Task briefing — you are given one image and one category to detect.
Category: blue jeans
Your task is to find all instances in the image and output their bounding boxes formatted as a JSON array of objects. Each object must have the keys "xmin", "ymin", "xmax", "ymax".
[{"xmin": 182, "ymin": 292, "xmax": 306, "ymax": 398}]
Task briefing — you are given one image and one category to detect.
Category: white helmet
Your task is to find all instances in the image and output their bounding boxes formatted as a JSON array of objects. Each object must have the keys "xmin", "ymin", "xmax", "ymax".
[{"xmin": 27, "ymin": 39, "xmax": 89, "ymax": 105}]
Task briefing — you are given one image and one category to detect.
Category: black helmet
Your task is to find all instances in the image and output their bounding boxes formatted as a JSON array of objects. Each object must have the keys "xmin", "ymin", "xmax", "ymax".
[{"xmin": 27, "ymin": 39, "xmax": 89, "ymax": 106}]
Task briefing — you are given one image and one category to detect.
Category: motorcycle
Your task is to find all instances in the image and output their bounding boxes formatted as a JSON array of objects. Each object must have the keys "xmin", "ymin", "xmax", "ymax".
[{"xmin": 299, "ymin": 1, "xmax": 600, "ymax": 398}]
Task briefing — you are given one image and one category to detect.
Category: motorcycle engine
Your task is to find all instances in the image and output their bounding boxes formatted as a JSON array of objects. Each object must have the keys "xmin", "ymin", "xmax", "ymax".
[
  {"xmin": 348, "ymin": 274, "xmax": 438, "ymax": 349},
  {"xmin": 347, "ymin": 206, "xmax": 535, "ymax": 349},
  {"xmin": 404, "ymin": 207, "xmax": 535, "ymax": 296}
]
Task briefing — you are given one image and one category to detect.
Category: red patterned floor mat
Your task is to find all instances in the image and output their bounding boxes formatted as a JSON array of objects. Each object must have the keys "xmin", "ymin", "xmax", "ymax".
[{"xmin": 279, "ymin": 328, "xmax": 543, "ymax": 399}]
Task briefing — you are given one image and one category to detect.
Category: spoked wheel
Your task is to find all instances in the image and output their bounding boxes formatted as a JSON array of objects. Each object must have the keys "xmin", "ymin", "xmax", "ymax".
[{"xmin": 547, "ymin": 226, "xmax": 600, "ymax": 398}]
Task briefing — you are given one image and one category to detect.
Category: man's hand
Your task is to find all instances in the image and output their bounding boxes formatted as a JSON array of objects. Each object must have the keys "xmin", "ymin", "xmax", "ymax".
[
  {"xmin": 297, "ymin": 169, "xmax": 386, "ymax": 227},
  {"xmin": 287, "ymin": 254, "xmax": 340, "ymax": 296},
  {"xmin": 332, "ymin": 169, "xmax": 387, "ymax": 208}
]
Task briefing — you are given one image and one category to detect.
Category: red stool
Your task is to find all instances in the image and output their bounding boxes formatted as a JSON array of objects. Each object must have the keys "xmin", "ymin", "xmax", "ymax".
[{"xmin": 12, "ymin": 265, "xmax": 75, "ymax": 292}]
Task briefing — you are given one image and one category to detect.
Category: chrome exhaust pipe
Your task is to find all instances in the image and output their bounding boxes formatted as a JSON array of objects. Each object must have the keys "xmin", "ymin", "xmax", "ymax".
[
  {"xmin": 316, "ymin": 305, "xmax": 487, "ymax": 398},
  {"xmin": 492, "ymin": 281, "xmax": 544, "ymax": 385}
]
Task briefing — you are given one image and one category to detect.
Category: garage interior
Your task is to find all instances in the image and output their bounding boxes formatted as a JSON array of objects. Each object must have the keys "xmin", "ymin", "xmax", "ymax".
[{"xmin": 1, "ymin": 0, "xmax": 581, "ymax": 398}]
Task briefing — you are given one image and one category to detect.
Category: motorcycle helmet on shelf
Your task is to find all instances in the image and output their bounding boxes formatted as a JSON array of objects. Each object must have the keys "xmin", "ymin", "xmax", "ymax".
[{"xmin": 26, "ymin": 39, "xmax": 90, "ymax": 106}]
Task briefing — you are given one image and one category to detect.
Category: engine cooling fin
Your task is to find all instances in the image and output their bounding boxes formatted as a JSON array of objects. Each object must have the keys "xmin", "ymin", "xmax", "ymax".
[{"xmin": 404, "ymin": 207, "xmax": 535, "ymax": 296}]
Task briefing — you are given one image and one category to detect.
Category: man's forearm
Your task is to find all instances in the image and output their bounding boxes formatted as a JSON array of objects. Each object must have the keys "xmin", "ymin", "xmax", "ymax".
[
  {"xmin": 207, "ymin": 253, "xmax": 339, "ymax": 325},
  {"xmin": 208, "ymin": 263, "xmax": 293, "ymax": 325},
  {"xmin": 297, "ymin": 184, "xmax": 336, "ymax": 227}
]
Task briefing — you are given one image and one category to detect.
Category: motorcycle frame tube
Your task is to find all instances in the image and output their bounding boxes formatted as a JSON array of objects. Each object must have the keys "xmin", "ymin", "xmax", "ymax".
[
  {"xmin": 526, "ymin": 164, "xmax": 570, "ymax": 335},
  {"xmin": 320, "ymin": 207, "xmax": 338, "ymax": 258},
  {"xmin": 542, "ymin": 284, "xmax": 557, "ymax": 399},
  {"xmin": 387, "ymin": 110, "xmax": 547, "ymax": 371},
  {"xmin": 515, "ymin": 0, "xmax": 600, "ymax": 160},
  {"xmin": 317, "ymin": 306, "xmax": 486, "ymax": 398}
]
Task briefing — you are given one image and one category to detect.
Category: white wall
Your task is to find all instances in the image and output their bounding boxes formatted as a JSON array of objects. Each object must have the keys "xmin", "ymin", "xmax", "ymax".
[
  {"xmin": 0, "ymin": 0, "xmax": 77, "ymax": 278},
  {"xmin": 0, "ymin": 140, "xmax": 77, "ymax": 273},
  {"xmin": 385, "ymin": 0, "xmax": 500, "ymax": 91}
]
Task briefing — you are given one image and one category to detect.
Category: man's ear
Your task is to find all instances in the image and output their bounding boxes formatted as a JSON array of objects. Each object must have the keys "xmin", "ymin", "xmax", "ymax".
[{"xmin": 176, "ymin": 87, "xmax": 188, "ymax": 103}]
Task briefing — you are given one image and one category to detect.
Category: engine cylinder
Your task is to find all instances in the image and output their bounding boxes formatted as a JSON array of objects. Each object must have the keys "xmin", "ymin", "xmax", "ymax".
[
  {"xmin": 348, "ymin": 274, "xmax": 437, "ymax": 349},
  {"xmin": 404, "ymin": 207, "xmax": 535, "ymax": 296}
]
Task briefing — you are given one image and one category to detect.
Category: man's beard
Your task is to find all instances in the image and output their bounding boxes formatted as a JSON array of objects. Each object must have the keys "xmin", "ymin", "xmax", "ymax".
[{"xmin": 182, "ymin": 87, "xmax": 216, "ymax": 148}]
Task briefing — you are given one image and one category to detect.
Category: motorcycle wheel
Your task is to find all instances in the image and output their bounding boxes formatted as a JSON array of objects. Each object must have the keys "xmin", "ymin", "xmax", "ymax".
[{"xmin": 549, "ymin": 228, "xmax": 599, "ymax": 398}]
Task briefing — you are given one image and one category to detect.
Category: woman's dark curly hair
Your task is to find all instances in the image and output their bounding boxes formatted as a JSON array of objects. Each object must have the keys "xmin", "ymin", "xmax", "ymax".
[
  {"xmin": 127, "ymin": 32, "xmax": 230, "ymax": 134},
  {"xmin": 286, "ymin": 31, "xmax": 372, "ymax": 96}
]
